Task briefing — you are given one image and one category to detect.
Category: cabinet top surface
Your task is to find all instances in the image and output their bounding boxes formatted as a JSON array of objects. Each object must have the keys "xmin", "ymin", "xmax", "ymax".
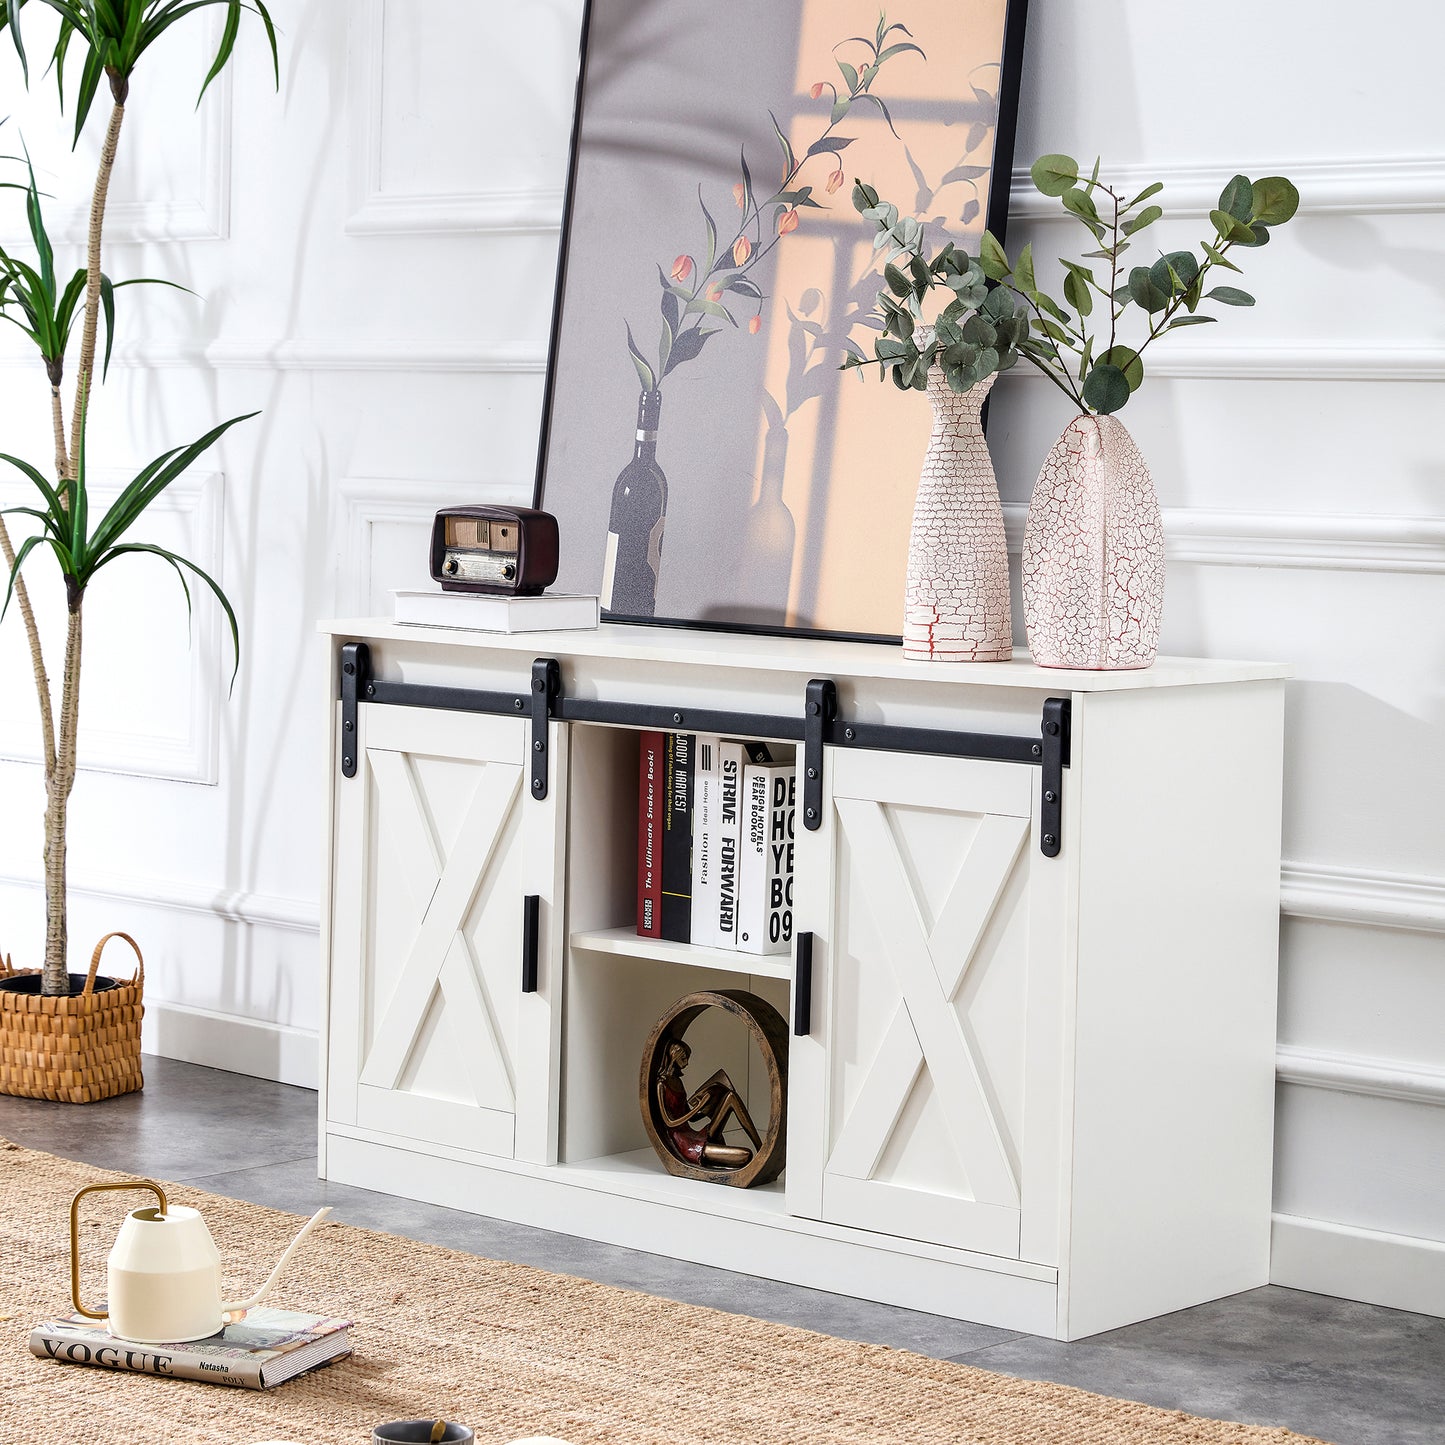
[{"xmin": 322, "ymin": 618, "xmax": 1289, "ymax": 692}]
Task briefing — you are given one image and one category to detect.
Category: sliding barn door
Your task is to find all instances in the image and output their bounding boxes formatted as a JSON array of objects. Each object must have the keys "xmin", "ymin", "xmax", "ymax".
[
  {"xmin": 790, "ymin": 747, "xmax": 1064, "ymax": 1262},
  {"xmin": 328, "ymin": 703, "xmax": 565, "ymax": 1165}
]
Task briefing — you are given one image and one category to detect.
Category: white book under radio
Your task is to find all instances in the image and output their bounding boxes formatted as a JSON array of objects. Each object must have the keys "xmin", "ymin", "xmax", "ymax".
[
  {"xmin": 736, "ymin": 759, "xmax": 796, "ymax": 955},
  {"xmin": 392, "ymin": 589, "xmax": 599, "ymax": 633}
]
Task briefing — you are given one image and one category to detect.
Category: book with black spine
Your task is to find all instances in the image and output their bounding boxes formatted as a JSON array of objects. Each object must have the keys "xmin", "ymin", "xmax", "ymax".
[
  {"xmin": 660, "ymin": 732, "xmax": 695, "ymax": 942},
  {"xmin": 636, "ymin": 730, "xmax": 664, "ymax": 937},
  {"xmin": 737, "ymin": 759, "xmax": 797, "ymax": 955},
  {"xmin": 29, "ymin": 1307, "xmax": 352, "ymax": 1391}
]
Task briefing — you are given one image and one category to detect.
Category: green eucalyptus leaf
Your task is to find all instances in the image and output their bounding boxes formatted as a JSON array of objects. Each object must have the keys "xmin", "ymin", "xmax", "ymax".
[
  {"xmin": 1031, "ymin": 153, "xmax": 1079, "ymax": 197},
  {"xmin": 1251, "ymin": 175, "xmax": 1300, "ymax": 226},
  {"xmin": 1219, "ymin": 174, "xmax": 1254, "ymax": 223},
  {"xmin": 1201, "ymin": 241, "xmax": 1242, "ymax": 272},
  {"xmin": 1207, "ymin": 285, "xmax": 1255, "ymax": 306},
  {"xmin": 1236, "ymin": 222, "xmax": 1271, "ymax": 248},
  {"xmin": 1166, "ymin": 314, "xmax": 1218, "ymax": 327},
  {"xmin": 1127, "ymin": 265, "xmax": 1170, "ymax": 312},
  {"xmin": 1013, "ymin": 242, "xmax": 1036, "ymax": 294},
  {"xmin": 1125, "ymin": 180, "xmax": 1164, "ymax": 210},
  {"xmin": 1098, "ymin": 344, "xmax": 1143, "ymax": 391},
  {"xmin": 884, "ymin": 261, "xmax": 911, "ymax": 297},
  {"xmin": 1210, "ymin": 208, "xmax": 1256, "ymax": 244},
  {"xmin": 978, "ymin": 229, "xmax": 1011, "ymax": 281},
  {"xmin": 1082, "ymin": 362, "xmax": 1130, "ymax": 415},
  {"xmin": 1062, "ymin": 186, "xmax": 1102, "ymax": 228},
  {"xmin": 1122, "ymin": 204, "xmax": 1162, "ymax": 235},
  {"xmin": 1062, "ymin": 267, "xmax": 1093, "ymax": 317},
  {"xmin": 981, "ymin": 284, "xmax": 1015, "ymax": 321}
]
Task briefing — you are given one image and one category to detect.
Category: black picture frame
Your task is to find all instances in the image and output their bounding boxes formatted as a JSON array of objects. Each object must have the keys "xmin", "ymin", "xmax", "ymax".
[{"xmin": 533, "ymin": 0, "xmax": 1031, "ymax": 645}]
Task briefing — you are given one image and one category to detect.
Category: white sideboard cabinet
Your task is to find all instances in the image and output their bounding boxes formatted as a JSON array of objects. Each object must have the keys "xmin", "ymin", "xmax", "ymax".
[{"xmin": 319, "ymin": 620, "xmax": 1288, "ymax": 1340}]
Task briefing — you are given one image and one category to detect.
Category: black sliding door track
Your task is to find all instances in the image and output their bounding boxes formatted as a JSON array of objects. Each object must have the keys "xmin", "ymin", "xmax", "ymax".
[{"xmin": 338, "ymin": 641, "xmax": 1070, "ymax": 855}]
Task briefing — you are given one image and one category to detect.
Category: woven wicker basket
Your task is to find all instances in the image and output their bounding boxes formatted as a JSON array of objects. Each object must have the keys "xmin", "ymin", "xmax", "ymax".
[{"xmin": 0, "ymin": 932, "xmax": 144, "ymax": 1104}]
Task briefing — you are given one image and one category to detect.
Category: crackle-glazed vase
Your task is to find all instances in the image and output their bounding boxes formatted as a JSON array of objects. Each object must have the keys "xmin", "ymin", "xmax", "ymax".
[
  {"xmin": 903, "ymin": 370, "xmax": 1011, "ymax": 662},
  {"xmin": 1022, "ymin": 413, "xmax": 1164, "ymax": 670}
]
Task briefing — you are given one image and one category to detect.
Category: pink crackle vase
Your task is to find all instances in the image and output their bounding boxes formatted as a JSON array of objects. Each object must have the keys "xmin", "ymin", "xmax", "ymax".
[
  {"xmin": 903, "ymin": 370, "xmax": 1011, "ymax": 662},
  {"xmin": 1022, "ymin": 414, "xmax": 1164, "ymax": 670}
]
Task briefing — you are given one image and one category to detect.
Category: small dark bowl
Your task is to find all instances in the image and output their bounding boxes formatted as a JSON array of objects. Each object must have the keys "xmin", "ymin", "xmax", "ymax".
[
  {"xmin": 0, "ymin": 972, "xmax": 118, "ymax": 996},
  {"xmin": 372, "ymin": 1423, "xmax": 474, "ymax": 1444}
]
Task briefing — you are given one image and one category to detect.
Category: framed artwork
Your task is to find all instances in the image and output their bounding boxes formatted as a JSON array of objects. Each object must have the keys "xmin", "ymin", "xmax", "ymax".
[{"xmin": 534, "ymin": 0, "xmax": 1029, "ymax": 640}]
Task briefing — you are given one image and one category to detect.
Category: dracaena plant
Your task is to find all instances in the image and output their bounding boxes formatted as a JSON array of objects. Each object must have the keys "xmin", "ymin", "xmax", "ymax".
[
  {"xmin": 976, "ymin": 154, "xmax": 1300, "ymax": 416},
  {"xmin": 839, "ymin": 180, "xmax": 1026, "ymax": 394},
  {"xmin": 0, "ymin": 0, "xmax": 277, "ymax": 997}
]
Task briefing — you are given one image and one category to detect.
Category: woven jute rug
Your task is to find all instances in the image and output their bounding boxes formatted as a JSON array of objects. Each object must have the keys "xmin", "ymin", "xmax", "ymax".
[{"xmin": 0, "ymin": 1139, "xmax": 1329, "ymax": 1445}]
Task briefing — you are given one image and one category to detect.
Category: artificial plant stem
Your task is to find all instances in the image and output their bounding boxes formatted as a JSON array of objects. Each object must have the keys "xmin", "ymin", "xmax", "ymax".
[
  {"xmin": 0, "ymin": 517, "xmax": 54, "ymax": 773},
  {"xmin": 1018, "ymin": 348, "xmax": 1089, "ymax": 409},
  {"xmin": 51, "ymin": 384, "xmax": 68, "ymax": 486},
  {"xmin": 67, "ymin": 99, "xmax": 126, "ymax": 480},
  {"xmin": 41, "ymin": 601, "xmax": 82, "ymax": 993}
]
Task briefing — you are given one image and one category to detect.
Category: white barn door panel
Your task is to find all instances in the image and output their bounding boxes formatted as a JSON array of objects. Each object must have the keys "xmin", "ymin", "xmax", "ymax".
[
  {"xmin": 794, "ymin": 748, "xmax": 1063, "ymax": 1261},
  {"xmin": 328, "ymin": 704, "xmax": 565, "ymax": 1164}
]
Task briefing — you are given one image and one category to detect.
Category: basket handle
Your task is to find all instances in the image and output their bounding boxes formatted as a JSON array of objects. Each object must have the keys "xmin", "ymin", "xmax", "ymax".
[
  {"xmin": 70, "ymin": 1179, "xmax": 169, "ymax": 1320},
  {"xmin": 83, "ymin": 932, "xmax": 143, "ymax": 996}
]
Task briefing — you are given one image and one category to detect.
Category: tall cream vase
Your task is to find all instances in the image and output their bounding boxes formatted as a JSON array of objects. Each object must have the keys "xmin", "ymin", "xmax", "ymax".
[
  {"xmin": 1022, "ymin": 413, "xmax": 1165, "ymax": 670},
  {"xmin": 903, "ymin": 369, "xmax": 1011, "ymax": 662}
]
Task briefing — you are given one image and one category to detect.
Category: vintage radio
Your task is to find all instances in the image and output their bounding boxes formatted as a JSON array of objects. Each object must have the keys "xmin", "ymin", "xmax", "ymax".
[{"xmin": 429, "ymin": 506, "xmax": 560, "ymax": 595}]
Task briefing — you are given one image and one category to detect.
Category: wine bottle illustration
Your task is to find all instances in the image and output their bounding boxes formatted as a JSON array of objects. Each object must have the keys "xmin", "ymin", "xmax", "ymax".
[
  {"xmin": 739, "ymin": 417, "xmax": 797, "ymax": 621},
  {"xmin": 601, "ymin": 388, "xmax": 667, "ymax": 617}
]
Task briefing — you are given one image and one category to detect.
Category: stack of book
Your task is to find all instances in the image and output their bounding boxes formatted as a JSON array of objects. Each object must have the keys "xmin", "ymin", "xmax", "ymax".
[{"xmin": 637, "ymin": 732, "xmax": 796, "ymax": 955}]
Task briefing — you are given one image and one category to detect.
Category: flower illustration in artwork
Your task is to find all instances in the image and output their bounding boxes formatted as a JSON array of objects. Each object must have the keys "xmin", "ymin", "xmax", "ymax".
[{"xmin": 622, "ymin": 12, "xmax": 925, "ymax": 397}]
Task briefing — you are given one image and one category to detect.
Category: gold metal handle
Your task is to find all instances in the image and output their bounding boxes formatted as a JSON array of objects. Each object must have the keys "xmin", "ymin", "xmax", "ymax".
[{"xmin": 69, "ymin": 1179, "xmax": 169, "ymax": 1320}]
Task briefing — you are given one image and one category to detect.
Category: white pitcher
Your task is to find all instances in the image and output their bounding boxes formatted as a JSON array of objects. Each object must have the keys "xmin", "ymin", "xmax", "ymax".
[{"xmin": 70, "ymin": 1179, "xmax": 331, "ymax": 1343}]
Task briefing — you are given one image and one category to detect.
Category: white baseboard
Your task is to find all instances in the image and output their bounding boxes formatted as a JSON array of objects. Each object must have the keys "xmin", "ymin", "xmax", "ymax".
[
  {"xmin": 143, "ymin": 1002, "xmax": 319, "ymax": 1090},
  {"xmin": 1270, "ymin": 1212, "xmax": 1445, "ymax": 1318}
]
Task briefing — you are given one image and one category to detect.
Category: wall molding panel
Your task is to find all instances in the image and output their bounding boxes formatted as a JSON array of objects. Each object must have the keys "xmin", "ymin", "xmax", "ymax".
[
  {"xmin": 1277, "ymin": 1045, "xmax": 1445, "ymax": 1109},
  {"xmin": 0, "ymin": 69, "xmax": 234, "ymax": 245},
  {"xmin": 997, "ymin": 343, "xmax": 1445, "ymax": 383},
  {"xmin": 0, "ymin": 865, "xmax": 319, "ymax": 933},
  {"xmin": 1271, "ymin": 1213, "xmax": 1445, "ymax": 1319},
  {"xmin": 0, "ymin": 341, "xmax": 550, "ymax": 374},
  {"xmin": 1002, "ymin": 505, "xmax": 1445, "ymax": 576},
  {"xmin": 143, "ymin": 1002, "xmax": 318, "ymax": 1090},
  {"xmin": 12, "ymin": 341, "xmax": 1442, "ymax": 383},
  {"xmin": 1010, "ymin": 155, "xmax": 1445, "ymax": 221},
  {"xmin": 1281, "ymin": 861, "xmax": 1445, "ymax": 934},
  {"xmin": 0, "ymin": 470, "xmax": 225, "ymax": 784},
  {"xmin": 345, "ymin": 0, "xmax": 564, "ymax": 236}
]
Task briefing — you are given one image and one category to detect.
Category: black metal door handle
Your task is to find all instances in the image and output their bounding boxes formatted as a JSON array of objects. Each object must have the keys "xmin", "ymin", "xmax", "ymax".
[
  {"xmin": 521, "ymin": 894, "xmax": 540, "ymax": 993},
  {"xmin": 793, "ymin": 931, "xmax": 814, "ymax": 1036}
]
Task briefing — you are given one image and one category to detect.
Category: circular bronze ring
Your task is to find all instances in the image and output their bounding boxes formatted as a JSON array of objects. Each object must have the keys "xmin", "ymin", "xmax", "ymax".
[{"xmin": 639, "ymin": 988, "xmax": 789, "ymax": 1189}]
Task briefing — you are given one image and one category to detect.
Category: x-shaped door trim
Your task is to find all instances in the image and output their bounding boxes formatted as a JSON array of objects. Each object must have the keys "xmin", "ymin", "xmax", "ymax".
[
  {"xmin": 828, "ymin": 800, "xmax": 1028, "ymax": 1208},
  {"xmin": 359, "ymin": 748, "xmax": 522, "ymax": 1110}
]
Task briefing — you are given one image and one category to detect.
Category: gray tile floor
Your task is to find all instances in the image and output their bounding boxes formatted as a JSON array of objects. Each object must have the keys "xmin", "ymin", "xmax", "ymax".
[{"xmin": 4, "ymin": 1057, "xmax": 1442, "ymax": 1445}]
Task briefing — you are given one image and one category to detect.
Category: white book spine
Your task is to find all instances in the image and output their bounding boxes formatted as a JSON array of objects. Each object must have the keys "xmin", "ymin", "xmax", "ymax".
[
  {"xmin": 690, "ymin": 735, "xmax": 722, "ymax": 947},
  {"xmin": 713, "ymin": 741, "xmax": 745, "ymax": 950},
  {"xmin": 737, "ymin": 764, "xmax": 796, "ymax": 955}
]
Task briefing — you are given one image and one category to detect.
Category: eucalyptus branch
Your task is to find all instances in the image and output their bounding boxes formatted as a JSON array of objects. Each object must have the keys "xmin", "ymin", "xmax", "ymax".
[{"xmin": 978, "ymin": 154, "xmax": 1299, "ymax": 415}]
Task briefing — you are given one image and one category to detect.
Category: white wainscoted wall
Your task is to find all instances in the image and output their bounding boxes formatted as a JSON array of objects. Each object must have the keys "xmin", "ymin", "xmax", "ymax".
[{"xmin": 0, "ymin": 1, "xmax": 1440, "ymax": 1318}]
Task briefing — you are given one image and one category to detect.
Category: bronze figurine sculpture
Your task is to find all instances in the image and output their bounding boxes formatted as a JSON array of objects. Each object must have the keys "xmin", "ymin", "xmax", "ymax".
[{"xmin": 639, "ymin": 989, "xmax": 789, "ymax": 1189}]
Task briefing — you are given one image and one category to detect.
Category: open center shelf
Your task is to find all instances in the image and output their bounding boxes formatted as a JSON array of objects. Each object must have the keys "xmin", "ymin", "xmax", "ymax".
[{"xmin": 570, "ymin": 926, "xmax": 793, "ymax": 981}]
